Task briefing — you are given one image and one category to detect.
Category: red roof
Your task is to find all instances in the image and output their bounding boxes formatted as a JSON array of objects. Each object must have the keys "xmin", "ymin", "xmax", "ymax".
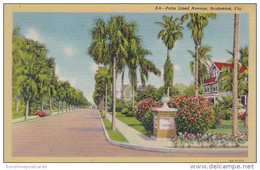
[
  {"xmin": 213, "ymin": 62, "xmax": 247, "ymax": 73},
  {"xmin": 203, "ymin": 77, "xmax": 216, "ymax": 84}
]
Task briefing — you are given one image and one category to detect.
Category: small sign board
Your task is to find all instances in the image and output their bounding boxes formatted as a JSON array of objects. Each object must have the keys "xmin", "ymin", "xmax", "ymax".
[{"xmin": 159, "ymin": 116, "xmax": 175, "ymax": 130}]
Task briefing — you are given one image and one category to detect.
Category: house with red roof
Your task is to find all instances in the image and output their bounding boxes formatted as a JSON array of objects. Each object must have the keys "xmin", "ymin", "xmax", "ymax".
[{"xmin": 202, "ymin": 62, "xmax": 247, "ymax": 105}]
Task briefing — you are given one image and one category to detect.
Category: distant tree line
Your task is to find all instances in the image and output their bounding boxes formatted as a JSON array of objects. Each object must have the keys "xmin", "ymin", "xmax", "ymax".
[{"xmin": 12, "ymin": 27, "xmax": 91, "ymax": 119}]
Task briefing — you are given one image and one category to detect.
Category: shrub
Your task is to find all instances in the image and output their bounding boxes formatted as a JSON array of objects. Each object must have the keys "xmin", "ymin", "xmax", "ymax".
[
  {"xmin": 215, "ymin": 95, "xmax": 233, "ymax": 120},
  {"xmin": 239, "ymin": 112, "xmax": 246, "ymax": 120},
  {"xmin": 116, "ymin": 99, "xmax": 124, "ymax": 112},
  {"xmin": 168, "ymin": 95, "xmax": 215, "ymax": 134},
  {"xmin": 121, "ymin": 107, "xmax": 129, "ymax": 115},
  {"xmin": 212, "ymin": 105, "xmax": 223, "ymax": 128},
  {"xmin": 134, "ymin": 98, "xmax": 161, "ymax": 132},
  {"xmin": 135, "ymin": 85, "xmax": 161, "ymax": 102},
  {"xmin": 36, "ymin": 110, "xmax": 47, "ymax": 117}
]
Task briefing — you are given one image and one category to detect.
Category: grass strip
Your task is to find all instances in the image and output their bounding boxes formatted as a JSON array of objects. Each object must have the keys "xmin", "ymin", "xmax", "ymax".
[
  {"xmin": 100, "ymin": 113, "xmax": 127, "ymax": 143},
  {"xmin": 13, "ymin": 117, "xmax": 41, "ymax": 124},
  {"xmin": 207, "ymin": 119, "xmax": 248, "ymax": 134},
  {"xmin": 108, "ymin": 112, "xmax": 152, "ymax": 136}
]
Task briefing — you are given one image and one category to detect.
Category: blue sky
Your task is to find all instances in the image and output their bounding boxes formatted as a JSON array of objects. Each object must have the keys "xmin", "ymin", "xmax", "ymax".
[{"xmin": 13, "ymin": 13, "xmax": 249, "ymax": 103}]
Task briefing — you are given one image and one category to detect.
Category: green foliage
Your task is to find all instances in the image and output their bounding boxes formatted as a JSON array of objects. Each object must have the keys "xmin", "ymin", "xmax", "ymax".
[
  {"xmin": 12, "ymin": 27, "xmax": 90, "ymax": 119},
  {"xmin": 116, "ymin": 99, "xmax": 124, "ymax": 112},
  {"xmin": 121, "ymin": 107, "xmax": 129, "ymax": 115},
  {"xmin": 141, "ymin": 112, "xmax": 154, "ymax": 132},
  {"xmin": 214, "ymin": 95, "xmax": 233, "ymax": 120},
  {"xmin": 158, "ymin": 86, "xmax": 180, "ymax": 98},
  {"xmin": 92, "ymin": 66, "xmax": 111, "ymax": 106},
  {"xmin": 135, "ymin": 85, "xmax": 161, "ymax": 102},
  {"xmin": 163, "ymin": 57, "xmax": 174, "ymax": 89},
  {"xmin": 181, "ymin": 13, "xmax": 216, "ymax": 45},
  {"xmin": 188, "ymin": 45, "xmax": 212, "ymax": 85},
  {"xmin": 183, "ymin": 84, "xmax": 203, "ymax": 96},
  {"xmin": 121, "ymin": 102, "xmax": 135, "ymax": 117},
  {"xmin": 184, "ymin": 84, "xmax": 195, "ymax": 96},
  {"xmin": 174, "ymin": 83, "xmax": 187, "ymax": 95},
  {"xmin": 219, "ymin": 46, "xmax": 248, "ymax": 97},
  {"xmin": 134, "ymin": 99, "xmax": 160, "ymax": 133},
  {"xmin": 156, "ymin": 15, "xmax": 183, "ymax": 51}
]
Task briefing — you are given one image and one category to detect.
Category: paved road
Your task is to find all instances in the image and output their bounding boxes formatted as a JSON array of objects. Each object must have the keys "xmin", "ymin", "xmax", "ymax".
[{"xmin": 12, "ymin": 109, "xmax": 247, "ymax": 157}]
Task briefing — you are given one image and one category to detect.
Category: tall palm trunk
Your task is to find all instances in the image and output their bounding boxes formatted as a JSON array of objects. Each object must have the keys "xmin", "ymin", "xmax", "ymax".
[
  {"xmin": 112, "ymin": 56, "xmax": 116, "ymax": 131},
  {"xmin": 167, "ymin": 48, "xmax": 170, "ymax": 96},
  {"xmin": 15, "ymin": 95, "xmax": 19, "ymax": 111},
  {"xmin": 104, "ymin": 84, "xmax": 108, "ymax": 118},
  {"xmin": 121, "ymin": 70, "xmax": 125, "ymax": 99},
  {"xmin": 244, "ymin": 95, "xmax": 248, "ymax": 127},
  {"xmin": 58, "ymin": 101, "xmax": 61, "ymax": 113},
  {"xmin": 41, "ymin": 97, "xmax": 44, "ymax": 110},
  {"xmin": 232, "ymin": 13, "xmax": 240, "ymax": 134},
  {"xmin": 100, "ymin": 96, "xmax": 104, "ymax": 114},
  {"xmin": 132, "ymin": 81, "xmax": 135, "ymax": 111},
  {"xmin": 49, "ymin": 97, "xmax": 52, "ymax": 115},
  {"xmin": 25, "ymin": 99, "xmax": 29, "ymax": 120},
  {"xmin": 195, "ymin": 44, "xmax": 200, "ymax": 97},
  {"xmin": 62, "ymin": 101, "xmax": 64, "ymax": 113}
]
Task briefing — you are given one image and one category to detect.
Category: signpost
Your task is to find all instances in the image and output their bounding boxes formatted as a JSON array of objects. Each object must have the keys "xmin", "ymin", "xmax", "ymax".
[{"xmin": 152, "ymin": 97, "xmax": 178, "ymax": 139}]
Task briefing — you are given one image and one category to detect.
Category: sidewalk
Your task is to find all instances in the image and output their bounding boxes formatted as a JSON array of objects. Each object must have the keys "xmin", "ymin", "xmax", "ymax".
[
  {"xmin": 103, "ymin": 112, "xmax": 248, "ymax": 154},
  {"xmin": 105, "ymin": 113, "xmax": 172, "ymax": 148}
]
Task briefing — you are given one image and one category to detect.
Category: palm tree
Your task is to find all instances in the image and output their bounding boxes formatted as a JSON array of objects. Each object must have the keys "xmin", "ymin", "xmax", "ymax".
[
  {"xmin": 156, "ymin": 15, "xmax": 183, "ymax": 96},
  {"xmin": 46, "ymin": 57, "xmax": 56, "ymax": 115},
  {"xmin": 181, "ymin": 13, "xmax": 216, "ymax": 97},
  {"xmin": 89, "ymin": 16, "xmax": 129, "ymax": 131},
  {"xmin": 56, "ymin": 81, "xmax": 65, "ymax": 113},
  {"xmin": 127, "ymin": 47, "xmax": 161, "ymax": 110},
  {"xmin": 232, "ymin": 13, "xmax": 240, "ymax": 134},
  {"xmin": 220, "ymin": 45, "xmax": 248, "ymax": 128},
  {"xmin": 15, "ymin": 39, "xmax": 41, "ymax": 119},
  {"xmin": 188, "ymin": 45, "xmax": 212, "ymax": 85},
  {"xmin": 94, "ymin": 66, "xmax": 111, "ymax": 117},
  {"xmin": 12, "ymin": 27, "xmax": 24, "ymax": 112}
]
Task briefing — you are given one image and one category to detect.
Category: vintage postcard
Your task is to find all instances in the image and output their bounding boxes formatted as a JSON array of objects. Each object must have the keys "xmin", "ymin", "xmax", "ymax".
[{"xmin": 3, "ymin": 3, "xmax": 256, "ymax": 163}]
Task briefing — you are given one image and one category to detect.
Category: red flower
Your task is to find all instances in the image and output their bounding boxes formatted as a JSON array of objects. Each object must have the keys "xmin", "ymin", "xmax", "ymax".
[
  {"xmin": 209, "ymin": 116, "xmax": 212, "ymax": 120},
  {"xmin": 200, "ymin": 114, "xmax": 204, "ymax": 119}
]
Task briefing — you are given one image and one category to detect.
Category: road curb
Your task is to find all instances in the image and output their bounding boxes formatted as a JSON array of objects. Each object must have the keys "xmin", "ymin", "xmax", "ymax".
[
  {"xmin": 98, "ymin": 112, "xmax": 248, "ymax": 154},
  {"xmin": 12, "ymin": 109, "xmax": 81, "ymax": 126}
]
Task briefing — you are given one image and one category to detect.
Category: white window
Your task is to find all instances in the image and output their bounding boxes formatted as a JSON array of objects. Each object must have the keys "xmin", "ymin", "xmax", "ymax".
[{"xmin": 204, "ymin": 85, "xmax": 210, "ymax": 93}]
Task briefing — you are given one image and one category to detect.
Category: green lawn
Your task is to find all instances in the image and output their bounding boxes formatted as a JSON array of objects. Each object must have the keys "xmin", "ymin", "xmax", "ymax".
[
  {"xmin": 208, "ymin": 119, "xmax": 248, "ymax": 135},
  {"xmin": 100, "ymin": 113, "xmax": 127, "ymax": 143},
  {"xmin": 108, "ymin": 112, "xmax": 152, "ymax": 136},
  {"xmin": 12, "ymin": 109, "xmax": 60, "ymax": 119},
  {"xmin": 108, "ymin": 112, "xmax": 248, "ymax": 136},
  {"xmin": 13, "ymin": 117, "xmax": 41, "ymax": 124}
]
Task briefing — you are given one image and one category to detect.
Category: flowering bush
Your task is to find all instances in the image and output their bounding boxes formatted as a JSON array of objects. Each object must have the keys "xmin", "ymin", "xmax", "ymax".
[
  {"xmin": 239, "ymin": 113, "xmax": 246, "ymax": 120},
  {"xmin": 168, "ymin": 95, "xmax": 215, "ymax": 134},
  {"xmin": 134, "ymin": 98, "xmax": 161, "ymax": 131},
  {"xmin": 36, "ymin": 110, "xmax": 47, "ymax": 117},
  {"xmin": 172, "ymin": 132, "xmax": 248, "ymax": 148}
]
